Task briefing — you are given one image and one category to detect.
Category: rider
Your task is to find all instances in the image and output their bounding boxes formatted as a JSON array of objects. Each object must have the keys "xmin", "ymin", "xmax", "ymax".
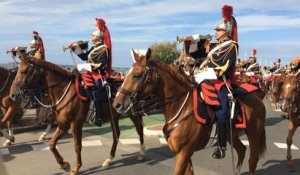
[
  {"xmin": 242, "ymin": 50, "xmax": 260, "ymax": 73},
  {"xmin": 27, "ymin": 31, "xmax": 45, "ymax": 60},
  {"xmin": 72, "ymin": 30, "xmax": 109, "ymax": 127},
  {"xmin": 207, "ymin": 20, "xmax": 238, "ymax": 159}
]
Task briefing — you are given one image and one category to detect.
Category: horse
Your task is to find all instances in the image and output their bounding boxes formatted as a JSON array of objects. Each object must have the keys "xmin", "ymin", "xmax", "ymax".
[
  {"xmin": 280, "ymin": 73, "xmax": 300, "ymax": 168},
  {"xmin": 113, "ymin": 48, "xmax": 266, "ymax": 175},
  {"xmin": 268, "ymin": 74, "xmax": 284, "ymax": 110},
  {"xmin": 238, "ymin": 72, "xmax": 268, "ymax": 99},
  {"xmin": 0, "ymin": 66, "xmax": 55, "ymax": 146},
  {"xmin": 10, "ymin": 52, "xmax": 145, "ymax": 175}
]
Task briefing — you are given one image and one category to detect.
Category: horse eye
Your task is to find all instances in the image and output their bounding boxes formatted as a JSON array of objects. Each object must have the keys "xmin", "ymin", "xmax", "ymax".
[{"xmin": 133, "ymin": 74, "xmax": 141, "ymax": 79}]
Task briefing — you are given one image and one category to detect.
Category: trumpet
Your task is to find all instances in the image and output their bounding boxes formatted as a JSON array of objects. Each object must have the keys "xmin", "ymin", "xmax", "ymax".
[
  {"xmin": 63, "ymin": 40, "xmax": 89, "ymax": 52},
  {"xmin": 176, "ymin": 34, "xmax": 213, "ymax": 44}
]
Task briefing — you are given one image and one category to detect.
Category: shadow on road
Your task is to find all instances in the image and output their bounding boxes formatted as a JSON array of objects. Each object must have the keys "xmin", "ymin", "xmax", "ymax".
[
  {"xmin": 242, "ymin": 159, "xmax": 300, "ymax": 175},
  {"xmin": 79, "ymin": 146, "xmax": 174, "ymax": 175}
]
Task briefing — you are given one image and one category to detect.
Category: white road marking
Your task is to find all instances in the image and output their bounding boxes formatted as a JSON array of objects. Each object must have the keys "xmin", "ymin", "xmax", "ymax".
[
  {"xmin": 274, "ymin": 142, "xmax": 299, "ymax": 150},
  {"xmin": 119, "ymin": 138, "xmax": 140, "ymax": 144},
  {"xmin": 31, "ymin": 143, "xmax": 58, "ymax": 151},
  {"xmin": 82, "ymin": 140, "xmax": 102, "ymax": 147}
]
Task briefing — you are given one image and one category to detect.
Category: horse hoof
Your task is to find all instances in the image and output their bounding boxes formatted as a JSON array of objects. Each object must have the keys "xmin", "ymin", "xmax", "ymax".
[
  {"xmin": 102, "ymin": 159, "xmax": 111, "ymax": 169},
  {"xmin": 60, "ymin": 162, "xmax": 70, "ymax": 172},
  {"xmin": 3, "ymin": 140, "xmax": 11, "ymax": 147},
  {"xmin": 9, "ymin": 136, "xmax": 15, "ymax": 143},
  {"xmin": 38, "ymin": 135, "xmax": 46, "ymax": 141},
  {"xmin": 138, "ymin": 154, "xmax": 145, "ymax": 161}
]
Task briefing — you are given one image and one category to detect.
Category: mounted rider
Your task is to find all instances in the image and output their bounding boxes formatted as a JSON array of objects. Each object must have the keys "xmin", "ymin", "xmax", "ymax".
[
  {"xmin": 242, "ymin": 49, "xmax": 260, "ymax": 73},
  {"xmin": 27, "ymin": 31, "xmax": 45, "ymax": 60},
  {"xmin": 206, "ymin": 19, "xmax": 238, "ymax": 159},
  {"xmin": 72, "ymin": 29, "xmax": 109, "ymax": 127}
]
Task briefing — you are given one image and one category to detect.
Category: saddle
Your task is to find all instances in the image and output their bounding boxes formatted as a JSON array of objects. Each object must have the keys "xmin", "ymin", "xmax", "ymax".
[
  {"xmin": 75, "ymin": 75, "xmax": 115, "ymax": 102},
  {"xmin": 193, "ymin": 81, "xmax": 257, "ymax": 128}
]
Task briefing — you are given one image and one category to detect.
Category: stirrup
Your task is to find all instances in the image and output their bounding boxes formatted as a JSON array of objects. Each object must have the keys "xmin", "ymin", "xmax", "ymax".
[{"xmin": 212, "ymin": 147, "xmax": 226, "ymax": 159}]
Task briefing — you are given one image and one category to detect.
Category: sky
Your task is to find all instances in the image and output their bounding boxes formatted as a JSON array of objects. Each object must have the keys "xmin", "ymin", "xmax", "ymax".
[{"xmin": 1, "ymin": 0, "xmax": 300, "ymax": 68}]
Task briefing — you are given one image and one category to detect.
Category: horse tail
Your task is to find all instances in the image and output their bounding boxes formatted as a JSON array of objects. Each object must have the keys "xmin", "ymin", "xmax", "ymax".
[{"xmin": 258, "ymin": 127, "xmax": 267, "ymax": 158}]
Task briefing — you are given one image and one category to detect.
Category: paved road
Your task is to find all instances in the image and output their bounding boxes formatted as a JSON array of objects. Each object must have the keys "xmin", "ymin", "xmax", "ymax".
[{"xmin": 1, "ymin": 99, "xmax": 300, "ymax": 175}]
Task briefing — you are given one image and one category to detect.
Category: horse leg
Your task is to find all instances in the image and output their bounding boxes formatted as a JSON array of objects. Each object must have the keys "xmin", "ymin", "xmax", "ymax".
[
  {"xmin": 70, "ymin": 122, "xmax": 83, "ymax": 175},
  {"xmin": 1, "ymin": 120, "xmax": 15, "ymax": 147},
  {"xmin": 286, "ymin": 120, "xmax": 297, "ymax": 168},
  {"xmin": 183, "ymin": 158, "xmax": 194, "ymax": 175},
  {"xmin": 174, "ymin": 150, "xmax": 193, "ymax": 175},
  {"xmin": 130, "ymin": 114, "xmax": 145, "ymax": 161},
  {"xmin": 49, "ymin": 126, "xmax": 70, "ymax": 172},
  {"xmin": 247, "ymin": 127, "xmax": 266, "ymax": 175},
  {"xmin": 229, "ymin": 137, "xmax": 246, "ymax": 175},
  {"xmin": 38, "ymin": 123, "xmax": 52, "ymax": 141},
  {"xmin": 102, "ymin": 116, "xmax": 120, "ymax": 168}
]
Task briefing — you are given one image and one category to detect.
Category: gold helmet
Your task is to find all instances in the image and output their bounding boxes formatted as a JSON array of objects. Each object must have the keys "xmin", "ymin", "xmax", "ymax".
[{"xmin": 215, "ymin": 20, "xmax": 232, "ymax": 34}]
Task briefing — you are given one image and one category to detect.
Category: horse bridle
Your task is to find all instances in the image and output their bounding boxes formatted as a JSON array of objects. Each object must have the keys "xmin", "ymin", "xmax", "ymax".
[{"xmin": 118, "ymin": 61, "xmax": 156, "ymax": 112}]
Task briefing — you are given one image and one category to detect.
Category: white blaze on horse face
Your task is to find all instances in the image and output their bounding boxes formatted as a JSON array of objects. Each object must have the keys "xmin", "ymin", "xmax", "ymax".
[{"xmin": 285, "ymin": 83, "xmax": 291, "ymax": 92}]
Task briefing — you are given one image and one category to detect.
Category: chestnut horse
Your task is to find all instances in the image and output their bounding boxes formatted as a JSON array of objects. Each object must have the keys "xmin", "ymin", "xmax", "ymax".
[
  {"xmin": 280, "ymin": 73, "xmax": 300, "ymax": 168},
  {"xmin": 269, "ymin": 75, "xmax": 284, "ymax": 110},
  {"xmin": 0, "ymin": 66, "xmax": 18, "ymax": 146},
  {"xmin": 238, "ymin": 72, "xmax": 267, "ymax": 99},
  {"xmin": 10, "ymin": 53, "xmax": 145, "ymax": 175},
  {"xmin": 0, "ymin": 66, "xmax": 54, "ymax": 146},
  {"xmin": 113, "ymin": 49, "xmax": 266, "ymax": 175}
]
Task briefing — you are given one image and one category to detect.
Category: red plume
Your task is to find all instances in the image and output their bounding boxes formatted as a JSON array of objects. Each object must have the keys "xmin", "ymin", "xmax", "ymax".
[
  {"xmin": 222, "ymin": 5, "xmax": 233, "ymax": 22},
  {"xmin": 96, "ymin": 18, "xmax": 112, "ymax": 75},
  {"xmin": 252, "ymin": 49, "xmax": 257, "ymax": 57}
]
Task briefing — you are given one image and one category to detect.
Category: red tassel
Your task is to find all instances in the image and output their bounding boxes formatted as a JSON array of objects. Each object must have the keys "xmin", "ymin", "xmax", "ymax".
[{"xmin": 231, "ymin": 16, "xmax": 238, "ymax": 42}]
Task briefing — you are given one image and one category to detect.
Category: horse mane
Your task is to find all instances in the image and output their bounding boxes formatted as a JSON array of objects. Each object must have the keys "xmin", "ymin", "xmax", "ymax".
[
  {"xmin": 150, "ymin": 59, "xmax": 194, "ymax": 89},
  {"xmin": 29, "ymin": 57, "xmax": 73, "ymax": 78}
]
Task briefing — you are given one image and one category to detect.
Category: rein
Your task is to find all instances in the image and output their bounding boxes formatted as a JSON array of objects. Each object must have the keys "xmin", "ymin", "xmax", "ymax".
[{"xmin": 34, "ymin": 80, "xmax": 73, "ymax": 108}]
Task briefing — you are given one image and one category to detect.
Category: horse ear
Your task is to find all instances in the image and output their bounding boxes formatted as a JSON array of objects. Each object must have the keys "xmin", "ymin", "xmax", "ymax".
[
  {"xmin": 145, "ymin": 48, "xmax": 152, "ymax": 61},
  {"xmin": 131, "ymin": 49, "xmax": 142, "ymax": 64}
]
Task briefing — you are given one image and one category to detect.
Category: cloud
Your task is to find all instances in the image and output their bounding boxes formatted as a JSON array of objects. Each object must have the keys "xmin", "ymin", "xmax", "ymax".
[{"xmin": 1, "ymin": 0, "xmax": 300, "ymax": 67}]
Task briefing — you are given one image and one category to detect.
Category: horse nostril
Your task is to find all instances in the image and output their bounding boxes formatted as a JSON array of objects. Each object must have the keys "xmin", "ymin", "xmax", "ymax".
[
  {"xmin": 10, "ymin": 94, "xmax": 16, "ymax": 101},
  {"xmin": 115, "ymin": 103, "xmax": 121, "ymax": 109}
]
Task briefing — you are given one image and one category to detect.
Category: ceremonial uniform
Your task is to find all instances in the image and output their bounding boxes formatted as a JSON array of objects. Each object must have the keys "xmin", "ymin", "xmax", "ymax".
[
  {"xmin": 205, "ymin": 15, "xmax": 239, "ymax": 159},
  {"xmin": 74, "ymin": 30, "xmax": 109, "ymax": 127}
]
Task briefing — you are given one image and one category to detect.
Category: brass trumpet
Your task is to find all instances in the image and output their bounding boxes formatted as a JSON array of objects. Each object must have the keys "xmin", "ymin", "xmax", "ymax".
[
  {"xmin": 63, "ymin": 40, "xmax": 89, "ymax": 52},
  {"xmin": 176, "ymin": 34, "xmax": 213, "ymax": 44}
]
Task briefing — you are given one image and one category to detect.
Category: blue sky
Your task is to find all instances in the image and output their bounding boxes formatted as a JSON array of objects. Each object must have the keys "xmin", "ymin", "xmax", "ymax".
[{"xmin": 1, "ymin": 0, "xmax": 300, "ymax": 67}]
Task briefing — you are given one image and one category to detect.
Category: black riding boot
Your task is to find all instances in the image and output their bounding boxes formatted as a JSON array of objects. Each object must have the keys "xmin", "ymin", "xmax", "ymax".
[
  {"xmin": 212, "ymin": 122, "xmax": 227, "ymax": 159},
  {"xmin": 94, "ymin": 101, "xmax": 103, "ymax": 127}
]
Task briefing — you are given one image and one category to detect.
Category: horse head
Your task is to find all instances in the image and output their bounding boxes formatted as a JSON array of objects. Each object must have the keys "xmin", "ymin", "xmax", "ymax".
[
  {"xmin": 10, "ymin": 51, "xmax": 42, "ymax": 102},
  {"xmin": 113, "ymin": 48, "xmax": 157, "ymax": 114},
  {"xmin": 281, "ymin": 73, "xmax": 300, "ymax": 112}
]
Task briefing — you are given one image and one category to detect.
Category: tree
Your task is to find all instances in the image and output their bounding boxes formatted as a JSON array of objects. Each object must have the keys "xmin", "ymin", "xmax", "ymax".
[{"xmin": 150, "ymin": 41, "xmax": 180, "ymax": 64}]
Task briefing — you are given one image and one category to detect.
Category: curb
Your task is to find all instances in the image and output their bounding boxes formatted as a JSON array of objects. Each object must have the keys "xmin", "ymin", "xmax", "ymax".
[{"xmin": 143, "ymin": 124, "xmax": 164, "ymax": 137}]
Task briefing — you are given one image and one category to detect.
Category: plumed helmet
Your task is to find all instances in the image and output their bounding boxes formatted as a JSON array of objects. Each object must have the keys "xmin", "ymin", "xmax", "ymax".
[{"xmin": 215, "ymin": 20, "xmax": 232, "ymax": 34}]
